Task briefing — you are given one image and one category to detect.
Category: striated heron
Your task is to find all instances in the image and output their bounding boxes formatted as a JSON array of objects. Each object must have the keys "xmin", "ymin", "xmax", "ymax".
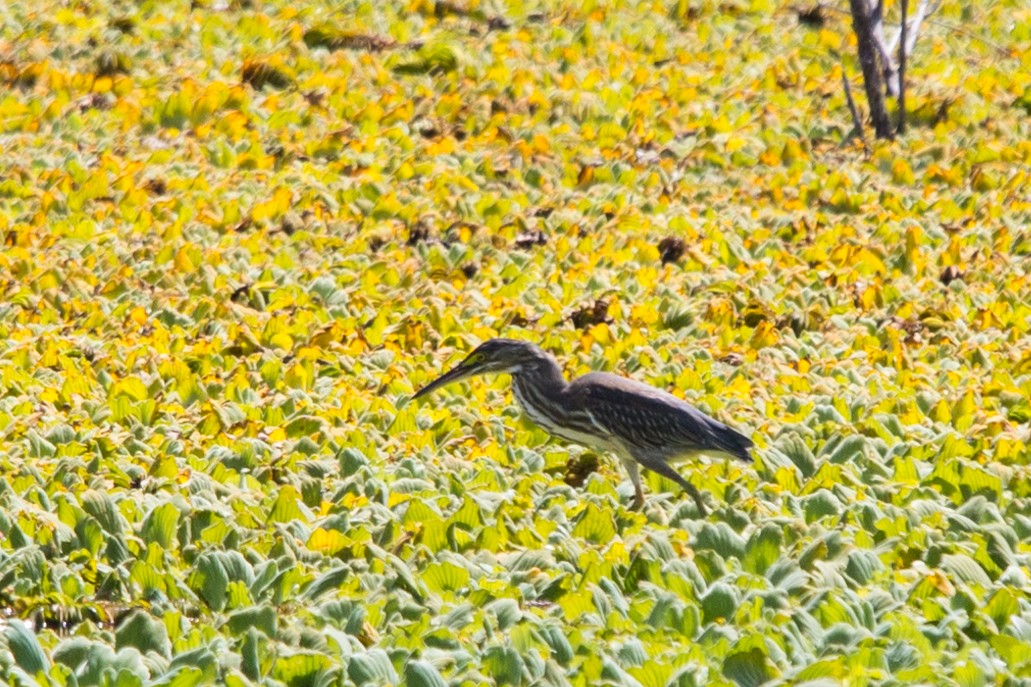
[{"xmin": 414, "ymin": 339, "xmax": 753, "ymax": 514}]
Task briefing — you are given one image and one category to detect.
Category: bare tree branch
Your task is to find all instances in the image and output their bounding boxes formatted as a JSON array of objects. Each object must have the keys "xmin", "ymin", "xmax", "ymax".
[
  {"xmin": 841, "ymin": 65, "xmax": 868, "ymax": 149},
  {"xmin": 887, "ymin": 0, "xmax": 941, "ymax": 56}
]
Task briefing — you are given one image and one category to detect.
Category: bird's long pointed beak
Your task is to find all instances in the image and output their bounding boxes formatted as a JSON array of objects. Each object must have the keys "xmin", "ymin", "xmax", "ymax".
[{"xmin": 413, "ymin": 361, "xmax": 475, "ymax": 399}]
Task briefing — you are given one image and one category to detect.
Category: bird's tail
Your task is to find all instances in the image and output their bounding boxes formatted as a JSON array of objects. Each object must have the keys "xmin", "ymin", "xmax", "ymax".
[{"xmin": 717, "ymin": 428, "xmax": 754, "ymax": 462}]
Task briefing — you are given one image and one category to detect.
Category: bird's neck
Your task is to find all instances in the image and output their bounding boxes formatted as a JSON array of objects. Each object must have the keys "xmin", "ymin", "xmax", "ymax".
[
  {"xmin": 514, "ymin": 354, "xmax": 566, "ymax": 390},
  {"xmin": 511, "ymin": 354, "xmax": 569, "ymax": 418}
]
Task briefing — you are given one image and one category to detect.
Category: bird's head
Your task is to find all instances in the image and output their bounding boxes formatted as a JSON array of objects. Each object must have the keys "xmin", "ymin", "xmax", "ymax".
[{"xmin": 413, "ymin": 338, "xmax": 544, "ymax": 399}]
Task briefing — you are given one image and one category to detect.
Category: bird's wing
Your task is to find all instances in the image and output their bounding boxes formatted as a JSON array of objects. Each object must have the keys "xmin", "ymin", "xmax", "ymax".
[{"xmin": 567, "ymin": 372, "xmax": 752, "ymax": 461}]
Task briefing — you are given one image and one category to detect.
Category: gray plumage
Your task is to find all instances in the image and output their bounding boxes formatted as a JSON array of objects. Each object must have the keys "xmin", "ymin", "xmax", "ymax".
[
  {"xmin": 414, "ymin": 338, "xmax": 753, "ymax": 514},
  {"xmin": 569, "ymin": 373, "xmax": 753, "ymax": 461}
]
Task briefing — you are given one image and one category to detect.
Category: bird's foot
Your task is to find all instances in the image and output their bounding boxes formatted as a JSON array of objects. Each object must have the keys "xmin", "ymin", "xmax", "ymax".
[
  {"xmin": 685, "ymin": 484, "xmax": 709, "ymax": 517},
  {"xmin": 631, "ymin": 490, "xmax": 645, "ymax": 511}
]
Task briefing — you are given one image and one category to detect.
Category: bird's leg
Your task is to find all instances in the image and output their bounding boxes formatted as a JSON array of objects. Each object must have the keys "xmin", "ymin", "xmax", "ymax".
[
  {"xmin": 636, "ymin": 455, "xmax": 709, "ymax": 517},
  {"xmin": 683, "ymin": 482, "xmax": 708, "ymax": 517},
  {"xmin": 622, "ymin": 458, "xmax": 645, "ymax": 511}
]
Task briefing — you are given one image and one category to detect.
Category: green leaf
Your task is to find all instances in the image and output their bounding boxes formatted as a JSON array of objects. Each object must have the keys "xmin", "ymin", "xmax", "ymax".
[
  {"xmin": 844, "ymin": 549, "xmax": 882, "ymax": 586},
  {"xmin": 167, "ymin": 645, "xmax": 218, "ymax": 681},
  {"xmin": 803, "ymin": 489, "xmax": 841, "ymax": 523},
  {"xmin": 190, "ymin": 554, "xmax": 230, "ymax": 611},
  {"xmin": 984, "ymin": 588, "xmax": 1020, "ymax": 630},
  {"xmin": 52, "ymin": 637, "xmax": 92, "ymax": 672},
  {"xmin": 304, "ymin": 565, "xmax": 351, "ymax": 600},
  {"xmin": 285, "ymin": 415, "xmax": 324, "ymax": 438},
  {"xmin": 989, "ymin": 635, "xmax": 1031, "ymax": 670},
  {"xmin": 227, "ymin": 605, "xmax": 278, "ymax": 638},
  {"xmin": 142, "ymin": 502, "xmax": 180, "ymax": 549},
  {"xmin": 695, "ymin": 521, "xmax": 747, "ymax": 560},
  {"xmin": 571, "ymin": 504, "xmax": 616, "ymax": 544},
  {"xmin": 348, "ymin": 650, "xmax": 398, "ymax": 686},
  {"xmin": 269, "ymin": 485, "xmax": 307, "ymax": 523},
  {"xmin": 743, "ymin": 524, "xmax": 782, "ymax": 574},
  {"xmin": 81, "ymin": 489, "xmax": 124, "ymax": 534},
  {"xmin": 438, "ymin": 604, "xmax": 473, "ymax": 632},
  {"xmin": 422, "ymin": 561, "xmax": 469, "ymax": 594},
  {"xmin": 723, "ymin": 647, "xmax": 778, "ymax": 687},
  {"xmin": 4, "ymin": 619, "xmax": 48, "ymax": 676},
  {"xmin": 794, "ymin": 656, "xmax": 845, "ymax": 681},
  {"xmin": 960, "ymin": 464, "xmax": 1002, "ymax": 499},
  {"xmin": 404, "ymin": 659, "xmax": 448, "ymax": 687},
  {"xmin": 115, "ymin": 610, "xmax": 172, "ymax": 658},
  {"xmin": 485, "ymin": 599, "xmax": 522, "ymax": 630},
  {"xmin": 630, "ymin": 660, "xmax": 675, "ymax": 687},
  {"xmin": 272, "ymin": 651, "xmax": 334, "ymax": 687},
  {"xmin": 821, "ymin": 434, "xmax": 867, "ymax": 464},
  {"xmin": 484, "ymin": 645, "xmax": 523, "ymax": 686},
  {"xmin": 338, "ymin": 448, "xmax": 369, "ymax": 475},
  {"xmin": 154, "ymin": 665, "xmax": 209, "ymax": 687},
  {"xmin": 953, "ymin": 659, "xmax": 988, "ymax": 687},
  {"xmin": 241, "ymin": 629, "xmax": 264, "ymax": 682},
  {"xmin": 941, "ymin": 554, "xmax": 991, "ymax": 588},
  {"xmin": 983, "ymin": 530, "xmax": 1017, "ymax": 571},
  {"xmin": 775, "ymin": 434, "xmax": 817, "ymax": 478},
  {"xmin": 701, "ymin": 583, "xmax": 738, "ymax": 623}
]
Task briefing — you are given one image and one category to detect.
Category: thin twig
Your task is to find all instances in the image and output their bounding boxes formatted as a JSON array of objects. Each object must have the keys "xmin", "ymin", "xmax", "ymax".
[
  {"xmin": 897, "ymin": 0, "xmax": 908, "ymax": 134},
  {"xmin": 841, "ymin": 62, "xmax": 868, "ymax": 150},
  {"xmin": 922, "ymin": 12, "xmax": 1013, "ymax": 58}
]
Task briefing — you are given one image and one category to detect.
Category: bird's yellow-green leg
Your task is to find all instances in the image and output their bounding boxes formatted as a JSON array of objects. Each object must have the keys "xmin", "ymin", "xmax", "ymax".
[
  {"xmin": 622, "ymin": 458, "xmax": 646, "ymax": 511},
  {"xmin": 683, "ymin": 482, "xmax": 708, "ymax": 517},
  {"xmin": 635, "ymin": 454, "xmax": 709, "ymax": 517}
]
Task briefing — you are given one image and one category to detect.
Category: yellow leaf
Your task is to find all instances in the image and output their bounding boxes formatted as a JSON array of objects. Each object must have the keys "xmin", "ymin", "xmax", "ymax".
[
  {"xmin": 706, "ymin": 298, "xmax": 735, "ymax": 327},
  {"xmin": 587, "ymin": 322, "xmax": 611, "ymax": 345},
  {"xmin": 113, "ymin": 376, "xmax": 149, "ymax": 401},
  {"xmin": 781, "ymin": 139, "xmax": 806, "ymax": 165},
  {"xmin": 61, "ymin": 374, "xmax": 92, "ymax": 401},
  {"xmin": 129, "ymin": 306, "xmax": 148, "ymax": 326},
  {"xmin": 750, "ymin": 321, "xmax": 779, "ymax": 349},
  {"xmin": 308, "ymin": 528, "xmax": 350, "ymax": 554},
  {"xmin": 251, "ymin": 186, "xmax": 292, "ymax": 223},
  {"xmin": 725, "ymin": 375, "xmax": 752, "ymax": 397},
  {"xmin": 676, "ymin": 368, "xmax": 703, "ymax": 392},
  {"xmin": 891, "ymin": 159, "xmax": 915, "ymax": 185},
  {"xmin": 268, "ymin": 332, "xmax": 293, "ymax": 350},
  {"xmin": 819, "ymin": 29, "xmax": 842, "ymax": 50},
  {"xmin": 630, "ymin": 303, "xmax": 658, "ymax": 326},
  {"xmin": 174, "ymin": 246, "xmax": 196, "ymax": 273},
  {"xmin": 426, "ymin": 137, "xmax": 456, "ymax": 155},
  {"xmin": 725, "ymin": 134, "xmax": 747, "ymax": 153}
]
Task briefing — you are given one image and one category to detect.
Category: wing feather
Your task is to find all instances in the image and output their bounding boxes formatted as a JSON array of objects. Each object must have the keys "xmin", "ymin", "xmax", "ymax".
[{"xmin": 566, "ymin": 372, "xmax": 752, "ymax": 460}]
